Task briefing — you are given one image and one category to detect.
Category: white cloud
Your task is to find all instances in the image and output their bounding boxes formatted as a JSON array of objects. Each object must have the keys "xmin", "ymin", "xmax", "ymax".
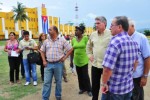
[
  {"xmin": 48, "ymin": 6, "xmax": 62, "ymax": 10},
  {"xmin": 86, "ymin": 13, "xmax": 97, "ymax": 19}
]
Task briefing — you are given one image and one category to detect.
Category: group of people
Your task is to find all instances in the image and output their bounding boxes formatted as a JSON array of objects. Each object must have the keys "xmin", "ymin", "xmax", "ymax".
[
  {"xmin": 4, "ymin": 30, "xmax": 47, "ymax": 86},
  {"xmin": 4, "ymin": 15, "xmax": 150, "ymax": 100}
]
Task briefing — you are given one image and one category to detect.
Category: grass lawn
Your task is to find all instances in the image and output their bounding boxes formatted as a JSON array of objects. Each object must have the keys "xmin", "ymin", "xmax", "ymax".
[
  {"xmin": 0, "ymin": 40, "xmax": 6, "ymax": 46},
  {"xmin": 0, "ymin": 41, "xmax": 42, "ymax": 100}
]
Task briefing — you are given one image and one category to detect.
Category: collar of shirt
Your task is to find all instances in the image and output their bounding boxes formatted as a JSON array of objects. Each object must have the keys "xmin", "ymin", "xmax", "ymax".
[
  {"xmin": 23, "ymin": 38, "xmax": 32, "ymax": 42},
  {"xmin": 112, "ymin": 31, "xmax": 127, "ymax": 39},
  {"xmin": 48, "ymin": 35, "xmax": 59, "ymax": 41}
]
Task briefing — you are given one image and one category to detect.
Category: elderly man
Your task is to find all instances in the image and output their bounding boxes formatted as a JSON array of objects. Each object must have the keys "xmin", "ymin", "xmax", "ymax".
[
  {"xmin": 40, "ymin": 26, "xmax": 73, "ymax": 100},
  {"xmin": 86, "ymin": 16, "xmax": 112, "ymax": 100},
  {"xmin": 128, "ymin": 19, "xmax": 150, "ymax": 100},
  {"xmin": 101, "ymin": 16, "xmax": 139, "ymax": 100}
]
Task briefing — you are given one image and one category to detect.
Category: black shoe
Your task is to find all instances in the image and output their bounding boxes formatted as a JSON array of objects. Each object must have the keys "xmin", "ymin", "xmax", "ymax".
[
  {"xmin": 64, "ymin": 78, "xmax": 68, "ymax": 82},
  {"xmin": 56, "ymin": 97, "xmax": 61, "ymax": 100},
  {"xmin": 79, "ymin": 90, "xmax": 86, "ymax": 94},
  {"xmin": 87, "ymin": 91, "xmax": 92, "ymax": 97}
]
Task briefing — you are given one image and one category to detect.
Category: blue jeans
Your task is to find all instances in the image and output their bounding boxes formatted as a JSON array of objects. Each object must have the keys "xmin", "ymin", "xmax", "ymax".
[
  {"xmin": 42, "ymin": 62, "xmax": 63, "ymax": 100},
  {"xmin": 23, "ymin": 59, "xmax": 37, "ymax": 82},
  {"xmin": 101, "ymin": 91, "xmax": 132, "ymax": 100}
]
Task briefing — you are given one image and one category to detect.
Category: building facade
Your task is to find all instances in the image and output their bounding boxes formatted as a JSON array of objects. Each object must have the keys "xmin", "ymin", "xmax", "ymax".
[{"xmin": 0, "ymin": 4, "xmax": 93, "ymax": 40}]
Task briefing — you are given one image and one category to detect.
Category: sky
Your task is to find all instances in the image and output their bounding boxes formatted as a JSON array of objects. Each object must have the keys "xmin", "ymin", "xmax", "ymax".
[{"xmin": 0, "ymin": 0, "xmax": 150, "ymax": 30}]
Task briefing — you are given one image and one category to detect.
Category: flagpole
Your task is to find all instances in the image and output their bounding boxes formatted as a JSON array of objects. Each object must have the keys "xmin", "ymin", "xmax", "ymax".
[{"xmin": 58, "ymin": 17, "xmax": 60, "ymax": 33}]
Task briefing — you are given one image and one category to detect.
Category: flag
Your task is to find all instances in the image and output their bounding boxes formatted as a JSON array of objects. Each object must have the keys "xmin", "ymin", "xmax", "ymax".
[{"xmin": 42, "ymin": 16, "xmax": 48, "ymax": 34}]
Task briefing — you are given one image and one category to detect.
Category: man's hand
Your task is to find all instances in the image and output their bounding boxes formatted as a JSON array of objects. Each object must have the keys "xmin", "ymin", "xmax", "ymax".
[
  {"xmin": 60, "ymin": 56, "xmax": 66, "ymax": 62},
  {"xmin": 140, "ymin": 77, "xmax": 147, "ymax": 87},
  {"xmin": 101, "ymin": 84, "xmax": 109, "ymax": 94},
  {"xmin": 90, "ymin": 55, "xmax": 94, "ymax": 62},
  {"xmin": 43, "ymin": 61, "xmax": 47, "ymax": 67}
]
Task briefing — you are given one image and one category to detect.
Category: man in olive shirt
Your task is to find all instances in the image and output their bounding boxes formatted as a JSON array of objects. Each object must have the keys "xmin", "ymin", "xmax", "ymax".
[{"xmin": 86, "ymin": 16, "xmax": 112, "ymax": 100}]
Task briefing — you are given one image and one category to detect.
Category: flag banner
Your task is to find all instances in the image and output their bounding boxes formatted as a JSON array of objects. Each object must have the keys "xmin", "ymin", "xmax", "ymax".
[{"xmin": 42, "ymin": 16, "xmax": 48, "ymax": 34}]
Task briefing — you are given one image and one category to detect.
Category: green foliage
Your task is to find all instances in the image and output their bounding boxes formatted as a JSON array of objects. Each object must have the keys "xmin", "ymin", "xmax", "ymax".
[
  {"xmin": 93, "ymin": 24, "xmax": 96, "ymax": 30},
  {"xmin": 79, "ymin": 23, "xmax": 86, "ymax": 27},
  {"xmin": 144, "ymin": 30, "xmax": 150, "ymax": 36},
  {"xmin": 11, "ymin": 2, "xmax": 29, "ymax": 29}
]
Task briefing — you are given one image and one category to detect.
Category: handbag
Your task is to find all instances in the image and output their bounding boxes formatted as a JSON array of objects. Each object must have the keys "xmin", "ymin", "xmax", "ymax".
[
  {"xmin": 27, "ymin": 50, "xmax": 40, "ymax": 64},
  {"xmin": 36, "ymin": 51, "xmax": 43, "ymax": 65}
]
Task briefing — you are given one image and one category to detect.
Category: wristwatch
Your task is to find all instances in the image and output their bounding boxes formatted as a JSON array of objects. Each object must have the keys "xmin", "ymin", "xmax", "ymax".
[
  {"xmin": 100, "ymin": 83, "xmax": 107, "ymax": 87},
  {"xmin": 142, "ymin": 74, "xmax": 148, "ymax": 78}
]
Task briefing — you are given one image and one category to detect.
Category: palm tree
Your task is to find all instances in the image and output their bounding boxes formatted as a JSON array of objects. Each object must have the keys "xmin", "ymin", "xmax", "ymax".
[{"xmin": 11, "ymin": 2, "xmax": 29, "ymax": 30}]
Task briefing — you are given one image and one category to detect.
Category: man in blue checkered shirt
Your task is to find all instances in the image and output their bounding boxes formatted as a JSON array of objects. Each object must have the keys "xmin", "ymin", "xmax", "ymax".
[{"xmin": 101, "ymin": 16, "xmax": 139, "ymax": 100}]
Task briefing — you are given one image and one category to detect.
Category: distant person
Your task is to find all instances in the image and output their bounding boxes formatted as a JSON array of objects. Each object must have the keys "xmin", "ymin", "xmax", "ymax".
[
  {"xmin": 41, "ymin": 26, "xmax": 73, "ymax": 100},
  {"xmin": 86, "ymin": 16, "xmax": 112, "ymax": 100},
  {"xmin": 128, "ymin": 19, "xmax": 150, "ymax": 100},
  {"xmin": 38, "ymin": 33, "xmax": 47, "ymax": 81},
  {"xmin": 101, "ymin": 16, "xmax": 139, "ymax": 100},
  {"xmin": 4, "ymin": 32, "xmax": 20, "ymax": 85},
  {"xmin": 18, "ymin": 31, "xmax": 38, "ymax": 86},
  {"xmin": 18, "ymin": 30, "xmax": 25, "ymax": 78},
  {"xmin": 59, "ymin": 34, "xmax": 68, "ymax": 82},
  {"xmin": 70, "ymin": 25, "xmax": 92, "ymax": 96}
]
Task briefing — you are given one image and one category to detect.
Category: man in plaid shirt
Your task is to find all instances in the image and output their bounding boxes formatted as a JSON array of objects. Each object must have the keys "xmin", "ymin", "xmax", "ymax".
[
  {"xmin": 40, "ymin": 26, "xmax": 73, "ymax": 100},
  {"xmin": 101, "ymin": 16, "xmax": 139, "ymax": 100}
]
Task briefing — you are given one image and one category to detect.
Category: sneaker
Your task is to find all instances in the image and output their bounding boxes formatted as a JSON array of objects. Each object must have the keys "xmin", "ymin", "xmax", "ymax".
[
  {"xmin": 87, "ymin": 91, "xmax": 92, "ymax": 97},
  {"xmin": 24, "ymin": 82, "xmax": 30, "ymax": 86},
  {"xmin": 33, "ymin": 81, "xmax": 37, "ymax": 86},
  {"xmin": 79, "ymin": 90, "xmax": 86, "ymax": 94}
]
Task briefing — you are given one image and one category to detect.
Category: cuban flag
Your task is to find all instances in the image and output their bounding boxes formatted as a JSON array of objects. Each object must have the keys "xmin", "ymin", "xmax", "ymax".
[{"xmin": 42, "ymin": 16, "xmax": 48, "ymax": 34}]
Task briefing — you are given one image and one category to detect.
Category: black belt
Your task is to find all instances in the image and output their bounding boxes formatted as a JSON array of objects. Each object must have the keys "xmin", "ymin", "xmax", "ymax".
[{"xmin": 47, "ymin": 60, "xmax": 60, "ymax": 63}]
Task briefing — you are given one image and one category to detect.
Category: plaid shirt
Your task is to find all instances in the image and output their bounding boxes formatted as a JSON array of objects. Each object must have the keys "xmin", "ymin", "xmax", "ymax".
[
  {"xmin": 40, "ymin": 35, "xmax": 72, "ymax": 62},
  {"xmin": 102, "ymin": 32, "xmax": 139, "ymax": 94}
]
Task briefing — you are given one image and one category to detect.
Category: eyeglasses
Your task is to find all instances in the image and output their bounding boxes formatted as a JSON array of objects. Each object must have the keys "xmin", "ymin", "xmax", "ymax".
[
  {"xmin": 110, "ymin": 24, "xmax": 118, "ymax": 27},
  {"xmin": 95, "ymin": 22, "xmax": 101, "ymax": 25}
]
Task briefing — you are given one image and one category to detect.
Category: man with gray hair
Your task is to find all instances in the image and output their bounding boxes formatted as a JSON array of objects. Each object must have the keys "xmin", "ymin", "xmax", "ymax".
[
  {"xmin": 101, "ymin": 16, "xmax": 139, "ymax": 100},
  {"xmin": 128, "ymin": 19, "xmax": 150, "ymax": 100},
  {"xmin": 86, "ymin": 16, "xmax": 112, "ymax": 100}
]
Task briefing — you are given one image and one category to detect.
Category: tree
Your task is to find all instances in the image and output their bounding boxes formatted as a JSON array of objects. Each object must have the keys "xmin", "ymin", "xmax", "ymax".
[
  {"xmin": 93, "ymin": 24, "xmax": 96, "ymax": 31},
  {"xmin": 144, "ymin": 30, "xmax": 150, "ymax": 36},
  {"xmin": 79, "ymin": 23, "xmax": 86, "ymax": 27},
  {"xmin": 0, "ymin": 2, "xmax": 2, "ymax": 10},
  {"xmin": 11, "ymin": 2, "xmax": 29, "ymax": 30}
]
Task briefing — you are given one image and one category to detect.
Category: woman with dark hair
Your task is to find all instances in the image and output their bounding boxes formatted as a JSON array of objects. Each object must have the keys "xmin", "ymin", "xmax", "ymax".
[
  {"xmin": 38, "ymin": 33, "xmax": 47, "ymax": 81},
  {"xmin": 4, "ymin": 32, "xmax": 20, "ymax": 85},
  {"xmin": 70, "ymin": 25, "xmax": 92, "ymax": 96}
]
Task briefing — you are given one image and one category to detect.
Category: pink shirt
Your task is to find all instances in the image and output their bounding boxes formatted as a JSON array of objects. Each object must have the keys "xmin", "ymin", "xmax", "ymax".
[{"xmin": 6, "ymin": 40, "xmax": 19, "ymax": 51}]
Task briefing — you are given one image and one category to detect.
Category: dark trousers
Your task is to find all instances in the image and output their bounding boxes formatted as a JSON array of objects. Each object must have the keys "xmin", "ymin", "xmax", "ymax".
[
  {"xmin": 76, "ymin": 64, "xmax": 92, "ymax": 92},
  {"xmin": 40, "ymin": 64, "xmax": 44, "ymax": 81},
  {"xmin": 131, "ymin": 77, "xmax": 144, "ymax": 100},
  {"xmin": 19, "ymin": 53, "xmax": 25, "ymax": 77},
  {"xmin": 8, "ymin": 56, "xmax": 20, "ymax": 82},
  {"xmin": 92, "ymin": 66, "xmax": 103, "ymax": 100}
]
